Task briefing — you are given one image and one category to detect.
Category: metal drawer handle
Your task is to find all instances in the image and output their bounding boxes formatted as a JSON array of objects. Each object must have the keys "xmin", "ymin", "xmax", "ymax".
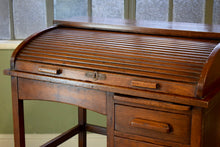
[
  {"xmin": 38, "ymin": 67, "xmax": 62, "ymax": 75},
  {"xmin": 85, "ymin": 71, "xmax": 106, "ymax": 81},
  {"xmin": 130, "ymin": 118, "xmax": 171, "ymax": 133},
  {"xmin": 131, "ymin": 80, "xmax": 159, "ymax": 89}
]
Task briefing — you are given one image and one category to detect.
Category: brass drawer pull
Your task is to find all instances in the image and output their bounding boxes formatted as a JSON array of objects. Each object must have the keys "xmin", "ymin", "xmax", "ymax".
[
  {"xmin": 130, "ymin": 118, "xmax": 171, "ymax": 133},
  {"xmin": 131, "ymin": 80, "xmax": 159, "ymax": 89},
  {"xmin": 38, "ymin": 67, "xmax": 62, "ymax": 75},
  {"xmin": 85, "ymin": 71, "xmax": 106, "ymax": 81}
]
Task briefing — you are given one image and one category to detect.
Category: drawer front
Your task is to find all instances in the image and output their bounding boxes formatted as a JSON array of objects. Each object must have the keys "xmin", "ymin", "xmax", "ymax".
[
  {"xmin": 18, "ymin": 78, "xmax": 107, "ymax": 115},
  {"xmin": 115, "ymin": 137, "xmax": 164, "ymax": 147},
  {"xmin": 115, "ymin": 105, "xmax": 191, "ymax": 144},
  {"xmin": 15, "ymin": 60, "xmax": 196, "ymax": 97}
]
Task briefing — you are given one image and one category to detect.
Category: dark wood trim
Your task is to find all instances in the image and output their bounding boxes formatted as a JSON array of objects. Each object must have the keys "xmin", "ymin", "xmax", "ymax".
[
  {"xmin": 11, "ymin": 76, "xmax": 25, "ymax": 147},
  {"xmin": 54, "ymin": 17, "xmax": 220, "ymax": 40},
  {"xmin": 86, "ymin": 124, "xmax": 107, "ymax": 135},
  {"xmin": 191, "ymin": 107, "xmax": 203, "ymax": 146},
  {"xmin": 78, "ymin": 107, "xmax": 87, "ymax": 147},
  {"xmin": 114, "ymin": 131, "xmax": 190, "ymax": 147},
  {"xmin": 40, "ymin": 125, "xmax": 81, "ymax": 147},
  {"xmin": 197, "ymin": 43, "xmax": 220, "ymax": 97},
  {"xmin": 107, "ymin": 92, "xmax": 114, "ymax": 147}
]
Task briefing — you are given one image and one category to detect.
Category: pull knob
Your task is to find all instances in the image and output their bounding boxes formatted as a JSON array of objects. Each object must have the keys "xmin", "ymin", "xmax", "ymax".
[
  {"xmin": 130, "ymin": 118, "xmax": 171, "ymax": 133},
  {"xmin": 131, "ymin": 80, "xmax": 159, "ymax": 89},
  {"xmin": 38, "ymin": 67, "xmax": 62, "ymax": 75}
]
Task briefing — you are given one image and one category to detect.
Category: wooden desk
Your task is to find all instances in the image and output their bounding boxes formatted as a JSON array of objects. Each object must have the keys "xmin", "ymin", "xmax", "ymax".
[{"xmin": 4, "ymin": 18, "xmax": 220, "ymax": 147}]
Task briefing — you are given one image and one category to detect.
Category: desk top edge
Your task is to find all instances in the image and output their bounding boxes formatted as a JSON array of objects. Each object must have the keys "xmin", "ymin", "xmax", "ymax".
[{"xmin": 54, "ymin": 17, "xmax": 220, "ymax": 40}]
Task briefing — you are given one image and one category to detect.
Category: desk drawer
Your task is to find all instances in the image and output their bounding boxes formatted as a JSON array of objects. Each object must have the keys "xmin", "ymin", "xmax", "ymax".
[
  {"xmin": 18, "ymin": 78, "xmax": 107, "ymax": 115},
  {"xmin": 115, "ymin": 137, "xmax": 165, "ymax": 147},
  {"xmin": 115, "ymin": 104, "xmax": 191, "ymax": 144}
]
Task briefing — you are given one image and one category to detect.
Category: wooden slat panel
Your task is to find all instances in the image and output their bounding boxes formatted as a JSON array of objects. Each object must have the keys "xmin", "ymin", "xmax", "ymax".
[
  {"xmin": 18, "ymin": 49, "xmax": 200, "ymax": 79},
  {"xmin": 33, "ymin": 39, "xmax": 209, "ymax": 59},
  {"xmin": 22, "ymin": 47, "xmax": 203, "ymax": 73},
  {"xmin": 36, "ymin": 35, "xmax": 213, "ymax": 54},
  {"xmin": 26, "ymin": 42, "xmax": 206, "ymax": 65},
  {"xmin": 47, "ymin": 28, "xmax": 217, "ymax": 49},
  {"xmin": 17, "ymin": 27, "xmax": 218, "ymax": 84},
  {"xmin": 35, "ymin": 31, "xmax": 214, "ymax": 55},
  {"xmin": 43, "ymin": 32, "xmax": 215, "ymax": 48},
  {"xmin": 20, "ymin": 49, "xmax": 201, "ymax": 77}
]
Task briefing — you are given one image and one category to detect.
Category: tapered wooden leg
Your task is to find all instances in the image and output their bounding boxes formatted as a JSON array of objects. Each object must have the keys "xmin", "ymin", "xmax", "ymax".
[
  {"xmin": 11, "ymin": 77, "xmax": 25, "ymax": 147},
  {"xmin": 78, "ymin": 107, "xmax": 86, "ymax": 147}
]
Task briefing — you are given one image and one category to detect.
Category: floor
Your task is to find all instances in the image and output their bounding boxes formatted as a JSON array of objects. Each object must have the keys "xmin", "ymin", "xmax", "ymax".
[{"xmin": 0, "ymin": 133, "xmax": 106, "ymax": 147}]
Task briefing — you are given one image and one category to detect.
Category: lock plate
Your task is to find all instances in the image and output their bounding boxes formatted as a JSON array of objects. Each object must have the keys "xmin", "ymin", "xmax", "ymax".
[{"xmin": 85, "ymin": 71, "xmax": 106, "ymax": 81}]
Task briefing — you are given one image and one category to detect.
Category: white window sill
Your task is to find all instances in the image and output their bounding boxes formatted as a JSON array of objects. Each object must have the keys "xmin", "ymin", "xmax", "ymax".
[{"xmin": 0, "ymin": 40, "xmax": 23, "ymax": 50}]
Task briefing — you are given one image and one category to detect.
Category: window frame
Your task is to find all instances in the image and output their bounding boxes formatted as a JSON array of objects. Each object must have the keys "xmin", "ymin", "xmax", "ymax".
[{"xmin": 86, "ymin": 0, "xmax": 216, "ymax": 24}]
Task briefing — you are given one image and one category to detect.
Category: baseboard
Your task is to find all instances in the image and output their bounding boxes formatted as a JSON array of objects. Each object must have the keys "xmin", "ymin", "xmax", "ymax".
[
  {"xmin": 0, "ymin": 40, "xmax": 22, "ymax": 50},
  {"xmin": 0, "ymin": 133, "xmax": 106, "ymax": 147}
]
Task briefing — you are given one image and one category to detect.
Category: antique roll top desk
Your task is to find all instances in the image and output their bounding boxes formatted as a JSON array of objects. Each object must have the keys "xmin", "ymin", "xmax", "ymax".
[{"xmin": 4, "ymin": 18, "xmax": 220, "ymax": 147}]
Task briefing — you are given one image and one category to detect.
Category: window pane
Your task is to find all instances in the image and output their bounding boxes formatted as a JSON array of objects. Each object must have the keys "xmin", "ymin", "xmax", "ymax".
[
  {"xmin": 13, "ymin": 0, "xmax": 48, "ymax": 39},
  {"xmin": 136, "ymin": 0, "xmax": 169, "ymax": 21},
  {"xmin": 54, "ymin": 0, "xmax": 87, "ymax": 20},
  {"xmin": 173, "ymin": 0, "xmax": 205, "ymax": 23},
  {"xmin": 0, "ymin": 0, "xmax": 11, "ymax": 39},
  {"xmin": 92, "ymin": 0, "xmax": 124, "ymax": 18},
  {"xmin": 213, "ymin": 0, "xmax": 220, "ymax": 24}
]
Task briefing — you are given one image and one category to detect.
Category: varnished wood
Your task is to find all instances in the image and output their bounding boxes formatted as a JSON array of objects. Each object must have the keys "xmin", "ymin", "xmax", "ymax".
[
  {"xmin": 114, "ymin": 95, "xmax": 191, "ymax": 111},
  {"xmin": 10, "ymin": 26, "xmax": 57, "ymax": 69},
  {"xmin": 15, "ymin": 60, "xmax": 198, "ymax": 97},
  {"xmin": 4, "ymin": 17, "xmax": 220, "ymax": 147},
  {"xmin": 114, "ymin": 131, "xmax": 190, "ymax": 147},
  {"xmin": 131, "ymin": 80, "xmax": 158, "ymax": 89},
  {"xmin": 11, "ymin": 77, "xmax": 25, "ymax": 147},
  {"xmin": 190, "ymin": 107, "xmax": 203, "ymax": 147},
  {"xmin": 40, "ymin": 125, "xmax": 81, "ymax": 147},
  {"xmin": 78, "ymin": 107, "xmax": 86, "ymax": 147},
  {"xmin": 18, "ymin": 78, "xmax": 107, "ymax": 115},
  {"xmin": 54, "ymin": 17, "xmax": 220, "ymax": 40},
  {"xmin": 12, "ymin": 25, "xmax": 220, "ymax": 98},
  {"xmin": 85, "ymin": 124, "xmax": 107, "ymax": 135},
  {"xmin": 197, "ymin": 43, "xmax": 220, "ymax": 97},
  {"xmin": 5, "ymin": 69, "xmax": 211, "ymax": 108},
  {"xmin": 115, "ymin": 104, "xmax": 191, "ymax": 144},
  {"xmin": 107, "ymin": 92, "xmax": 114, "ymax": 147},
  {"xmin": 115, "ymin": 137, "xmax": 164, "ymax": 147},
  {"xmin": 202, "ymin": 90, "xmax": 220, "ymax": 147},
  {"xmin": 130, "ymin": 118, "xmax": 171, "ymax": 133}
]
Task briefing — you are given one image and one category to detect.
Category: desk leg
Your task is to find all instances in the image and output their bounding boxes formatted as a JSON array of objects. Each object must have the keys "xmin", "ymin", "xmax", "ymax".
[
  {"xmin": 107, "ymin": 92, "xmax": 114, "ymax": 147},
  {"xmin": 78, "ymin": 107, "xmax": 86, "ymax": 147},
  {"xmin": 11, "ymin": 77, "xmax": 25, "ymax": 147}
]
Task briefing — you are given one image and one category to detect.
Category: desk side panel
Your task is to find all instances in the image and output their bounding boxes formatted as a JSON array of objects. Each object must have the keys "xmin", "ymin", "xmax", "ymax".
[{"xmin": 202, "ymin": 91, "xmax": 220, "ymax": 146}]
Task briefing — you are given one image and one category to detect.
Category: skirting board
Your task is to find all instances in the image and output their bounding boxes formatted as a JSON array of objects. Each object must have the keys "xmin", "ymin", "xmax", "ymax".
[
  {"xmin": 0, "ymin": 40, "xmax": 22, "ymax": 50},
  {"xmin": 0, "ymin": 133, "xmax": 106, "ymax": 147}
]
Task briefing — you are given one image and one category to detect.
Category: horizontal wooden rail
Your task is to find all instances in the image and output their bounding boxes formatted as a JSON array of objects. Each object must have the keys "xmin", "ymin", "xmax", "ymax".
[
  {"xmin": 40, "ymin": 125, "xmax": 81, "ymax": 147},
  {"xmin": 86, "ymin": 124, "xmax": 107, "ymax": 135}
]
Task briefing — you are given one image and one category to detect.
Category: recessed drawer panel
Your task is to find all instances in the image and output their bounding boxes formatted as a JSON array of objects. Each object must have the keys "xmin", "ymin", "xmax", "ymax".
[
  {"xmin": 115, "ymin": 137, "xmax": 164, "ymax": 147},
  {"xmin": 115, "ymin": 104, "xmax": 191, "ymax": 144},
  {"xmin": 15, "ymin": 60, "xmax": 196, "ymax": 97}
]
